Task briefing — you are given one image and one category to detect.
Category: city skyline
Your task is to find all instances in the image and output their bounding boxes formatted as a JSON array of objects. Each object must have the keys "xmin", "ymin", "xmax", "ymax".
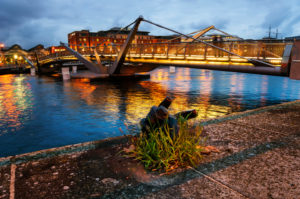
[{"xmin": 1, "ymin": 0, "xmax": 300, "ymax": 49}]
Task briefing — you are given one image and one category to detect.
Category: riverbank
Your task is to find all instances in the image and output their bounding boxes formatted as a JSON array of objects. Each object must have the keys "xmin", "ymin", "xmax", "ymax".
[
  {"xmin": 0, "ymin": 67, "xmax": 29, "ymax": 75},
  {"xmin": 0, "ymin": 100, "xmax": 299, "ymax": 198}
]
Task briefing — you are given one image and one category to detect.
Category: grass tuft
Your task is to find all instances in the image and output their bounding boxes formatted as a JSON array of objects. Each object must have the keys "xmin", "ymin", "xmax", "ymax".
[{"xmin": 131, "ymin": 116, "xmax": 205, "ymax": 172}]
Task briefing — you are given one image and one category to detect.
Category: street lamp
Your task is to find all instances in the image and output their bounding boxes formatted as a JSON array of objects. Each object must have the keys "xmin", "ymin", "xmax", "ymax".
[
  {"xmin": 0, "ymin": 43, "xmax": 4, "ymax": 50},
  {"xmin": 0, "ymin": 44, "xmax": 4, "ymax": 65},
  {"xmin": 14, "ymin": 54, "xmax": 18, "ymax": 65}
]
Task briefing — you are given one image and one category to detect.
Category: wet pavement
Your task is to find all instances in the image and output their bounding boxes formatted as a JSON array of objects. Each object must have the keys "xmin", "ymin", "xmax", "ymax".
[{"xmin": 0, "ymin": 100, "xmax": 299, "ymax": 199}]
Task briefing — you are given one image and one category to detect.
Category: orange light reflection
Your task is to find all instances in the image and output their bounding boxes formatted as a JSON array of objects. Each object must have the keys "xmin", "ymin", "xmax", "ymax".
[{"xmin": 0, "ymin": 75, "xmax": 32, "ymax": 133}]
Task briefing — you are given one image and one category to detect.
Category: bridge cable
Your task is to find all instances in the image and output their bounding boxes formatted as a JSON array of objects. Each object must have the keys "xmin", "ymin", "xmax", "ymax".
[
  {"xmin": 142, "ymin": 19, "xmax": 275, "ymax": 67},
  {"xmin": 212, "ymin": 27, "xmax": 284, "ymax": 59}
]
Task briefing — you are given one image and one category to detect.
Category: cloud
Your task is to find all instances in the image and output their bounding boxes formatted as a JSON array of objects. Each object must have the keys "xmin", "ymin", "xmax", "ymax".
[
  {"xmin": 0, "ymin": 0, "xmax": 46, "ymax": 28},
  {"xmin": 1, "ymin": 0, "xmax": 300, "ymax": 49}
]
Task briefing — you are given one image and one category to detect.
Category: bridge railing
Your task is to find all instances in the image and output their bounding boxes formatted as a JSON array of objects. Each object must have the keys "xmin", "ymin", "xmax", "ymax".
[
  {"xmin": 124, "ymin": 41, "xmax": 288, "ymax": 64},
  {"xmin": 231, "ymin": 42, "xmax": 286, "ymax": 58},
  {"xmin": 37, "ymin": 41, "xmax": 290, "ymax": 66}
]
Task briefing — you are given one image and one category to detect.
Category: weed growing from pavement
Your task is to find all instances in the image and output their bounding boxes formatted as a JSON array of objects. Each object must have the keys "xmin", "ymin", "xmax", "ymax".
[{"xmin": 129, "ymin": 116, "xmax": 206, "ymax": 172}]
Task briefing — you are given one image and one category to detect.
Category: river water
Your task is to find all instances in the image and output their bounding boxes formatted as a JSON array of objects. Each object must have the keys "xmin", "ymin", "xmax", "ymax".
[{"xmin": 1, "ymin": 67, "xmax": 300, "ymax": 157}]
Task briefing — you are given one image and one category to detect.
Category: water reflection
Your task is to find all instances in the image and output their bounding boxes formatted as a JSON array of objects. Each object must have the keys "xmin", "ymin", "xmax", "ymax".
[
  {"xmin": 149, "ymin": 68, "xmax": 232, "ymax": 119},
  {"xmin": 0, "ymin": 75, "xmax": 33, "ymax": 135},
  {"xmin": 60, "ymin": 72, "xmax": 232, "ymax": 129},
  {"xmin": 1, "ymin": 68, "xmax": 300, "ymax": 157}
]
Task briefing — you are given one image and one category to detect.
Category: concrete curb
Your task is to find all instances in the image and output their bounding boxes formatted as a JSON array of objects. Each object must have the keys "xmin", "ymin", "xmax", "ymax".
[{"xmin": 0, "ymin": 136, "xmax": 129, "ymax": 167}]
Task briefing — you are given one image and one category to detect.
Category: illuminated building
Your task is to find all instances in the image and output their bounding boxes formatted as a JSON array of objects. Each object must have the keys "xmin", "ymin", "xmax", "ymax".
[
  {"xmin": 0, "ymin": 44, "xmax": 48, "ymax": 67},
  {"xmin": 48, "ymin": 46, "xmax": 66, "ymax": 54},
  {"xmin": 68, "ymin": 28, "xmax": 180, "ymax": 51},
  {"xmin": 0, "ymin": 44, "xmax": 28, "ymax": 65},
  {"xmin": 198, "ymin": 34, "xmax": 241, "ymax": 42},
  {"xmin": 0, "ymin": 43, "xmax": 4, "ymax": 66},
  {"xmin": 284, "ymin": 36, "xmax": 300, "ymax": 41}
]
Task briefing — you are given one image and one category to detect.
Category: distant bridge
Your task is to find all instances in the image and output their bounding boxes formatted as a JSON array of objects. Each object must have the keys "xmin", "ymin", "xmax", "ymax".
[{"xmin": 31, "ymin": 17, "xmax": 299, "ymax": 79}]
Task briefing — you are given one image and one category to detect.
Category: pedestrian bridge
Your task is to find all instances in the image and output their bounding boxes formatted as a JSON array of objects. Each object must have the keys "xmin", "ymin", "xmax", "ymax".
[
  {"xmin": 37, "ymin": 41, "xmax": 290, "ymax": 75},
  {"xmin": 32, "ymin": 17, "xmax": 297, "ymax": 78}
]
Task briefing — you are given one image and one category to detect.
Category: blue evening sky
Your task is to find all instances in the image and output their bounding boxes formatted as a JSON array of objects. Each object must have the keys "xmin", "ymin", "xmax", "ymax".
[{"xmin": 1, "ymin": 0, "xmax": 300, "ymax": 49}]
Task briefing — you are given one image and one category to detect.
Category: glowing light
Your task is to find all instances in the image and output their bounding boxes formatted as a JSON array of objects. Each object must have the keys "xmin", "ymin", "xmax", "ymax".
[{"xmin": 0, "ymin": 75, "xmax": 33, "ymax": 132}]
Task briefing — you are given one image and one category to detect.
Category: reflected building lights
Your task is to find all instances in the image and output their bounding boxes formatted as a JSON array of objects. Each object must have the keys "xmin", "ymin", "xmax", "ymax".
[
  {"xmin": 2, "ymin": 68, "xmax": 300, "ymax": 157},
  {"xmin": 260, "ymin": 76, "xmax": 268, "ymax": 106},
  {"xmin": 64, "ymin": 79, "xmax": 122, "ymax": 124},
  {"xmin": 65, "ymin": 80, "xmax": 97, "ymax": 105},
  {"xmin": 0, "ymin": 75, "xmax": 33, "ymax": 133},
  {"xmin": 124, "ymin": 81, "xmax": 169, "ymax": 123},
  {"xmin": 228, "ymin": 73, "xmax": 239, "ymax": 110},
  {"xmin": 172, "ymin": 68, "xmax": 191, "ymax": 93},
  {"xmin": 150, "ymin": 68, "xmax": 170, "ymax": 82},
  {"xmin": 282, "ymin": 77, "xmax": 289, "ymax": 100}
]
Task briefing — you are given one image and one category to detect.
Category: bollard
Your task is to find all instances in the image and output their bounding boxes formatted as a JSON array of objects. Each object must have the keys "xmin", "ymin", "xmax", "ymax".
[
  {"xmin": 140, "ymin": 97, "xmax": 198, "ymax": 138},
  {"xmin": 62, "ymin": 67, "xmax": 70, "ymax": 80},
  {"xmin": 30, "ymin": 68, "xmax": 36, "ymax": 76},
  {"xmin": 169, "ymin": 66, "xmax": 176, "ymax": 73},
  {"xmin": 72, "ymin": 66, "xmax": 77, "ymax": 74},
  {"xmin": 158, "ymin": 96, "xmax": 173, "ymax": 109},
  {"xmin": 174, "ymin": 109, "xmax": 198, "ymax": 120}
]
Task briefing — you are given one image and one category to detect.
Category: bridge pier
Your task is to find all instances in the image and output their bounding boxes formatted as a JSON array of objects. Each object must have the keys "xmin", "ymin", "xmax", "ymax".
[
  {"xmin": 169, "ymin": 66, "xmax": 176, "ymax": 73},
  {"xmin": 30, "ymin": 68, "xmax": 36, "ymax": 76},
  {"xmin": 62, "ymin": 67, "xmax": 70, "ymax": 80},
  {"xmin": 72, "ymin": 66, "xmax": 77, "ymax": 74}
]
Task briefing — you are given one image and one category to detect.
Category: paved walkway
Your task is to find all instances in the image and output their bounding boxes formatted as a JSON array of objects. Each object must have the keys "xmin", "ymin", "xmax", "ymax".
[{"xmin": 0, "ymin": 100, "xmax": 299, "ymax": 199}]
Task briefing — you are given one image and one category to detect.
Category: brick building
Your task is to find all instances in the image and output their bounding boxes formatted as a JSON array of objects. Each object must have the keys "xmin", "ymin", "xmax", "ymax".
[{"xmin": 68, "ymin": 27, "xmax": 180, "ymax": 51}]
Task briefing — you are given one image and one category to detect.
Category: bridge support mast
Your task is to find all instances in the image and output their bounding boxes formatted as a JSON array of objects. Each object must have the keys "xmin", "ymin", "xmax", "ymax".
[
  {"xmin": 60, "ymin": 42, "xmax": 106, "ymax": 74},
  {"xmin": 109, "ymin": 16, "xmax": 144, "ymax": 75}
]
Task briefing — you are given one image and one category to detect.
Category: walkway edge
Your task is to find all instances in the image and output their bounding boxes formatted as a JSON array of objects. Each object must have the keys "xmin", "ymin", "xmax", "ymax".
[
  {"xmin": 201, "ymin": 100, "xmax": 300, "ymax": 126},
  {"xmin": 0, "ymin": 136, "xmax": 129, "ymax": 167}
]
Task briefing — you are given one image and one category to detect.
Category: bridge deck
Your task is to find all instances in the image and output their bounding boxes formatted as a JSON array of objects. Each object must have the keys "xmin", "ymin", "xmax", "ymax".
[{"xmin": 38, "ymin": 41, "xmax": 288, "ymax": 67}]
